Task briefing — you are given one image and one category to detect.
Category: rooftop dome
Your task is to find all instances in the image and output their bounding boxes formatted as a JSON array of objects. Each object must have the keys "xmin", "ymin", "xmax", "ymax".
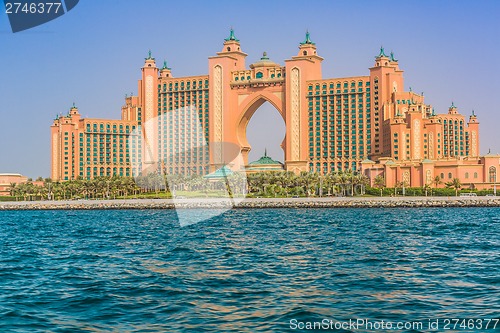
[
  {"xmin": 249, "ymin": 150, "xmax": 283, "ymax": 166},
  {"xmin": 203, "ymin": 165, "xmax": 234, "ymax": 179},
  {"xmin": 249, "ymin": 52, "xmax": 279, "ymax": 69}
]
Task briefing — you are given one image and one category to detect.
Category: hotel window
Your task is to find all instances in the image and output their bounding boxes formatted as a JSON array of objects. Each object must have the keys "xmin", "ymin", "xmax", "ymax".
[
  {"xmin": 465, "ymin": 172, "xmax": 469, "ymax": 179},
  {"xmin": 489, "ymin": 166, "xmax": 497, "ymax": 183},
  {"xmin": 440, "ymin": 173, "xmax": 444, "ymax": 179},
  {"xmin": 448, "ymin": 173, "xmax": 452, "ymax": 179}
]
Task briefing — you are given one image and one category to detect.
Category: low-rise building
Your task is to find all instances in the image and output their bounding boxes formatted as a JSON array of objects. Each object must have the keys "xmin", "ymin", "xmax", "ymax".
[
  {"xmin": 362, "ymin": 152, "xmax": 499, "ymax": 190},
  {"xmin": 0, "ymin": 173, "xmax": 28, "ymax": 196}
]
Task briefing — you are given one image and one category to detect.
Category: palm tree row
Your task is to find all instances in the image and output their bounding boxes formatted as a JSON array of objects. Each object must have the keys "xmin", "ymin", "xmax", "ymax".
[
  {"xmin": 7, "ymin": 173, "xmax": 248, "ymax": 201},
  {"xmin": 9, "ymin": 177, "xmax": 140, "ymax": 201},
  {"xmin": 11, "ymin": 171, "xmax": 466, "ymax": 201},
  {"xmin": 246, "ymin": 170, "xmax": 369, "ymax": 197},
  {"xmin": 8, "ymin": 170, "xmax": 370, "ymax": 201}
]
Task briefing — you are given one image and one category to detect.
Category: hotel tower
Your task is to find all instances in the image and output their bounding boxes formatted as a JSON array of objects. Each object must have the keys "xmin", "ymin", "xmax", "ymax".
[{"xmin": 51, "ymin": 30, "xmax": 499, "ymax": 190}]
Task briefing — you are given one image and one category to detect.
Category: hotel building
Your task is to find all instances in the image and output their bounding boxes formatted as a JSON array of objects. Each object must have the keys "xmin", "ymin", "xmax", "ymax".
[
  {"xmin": 51, "ymin": 30, "xmax": 498, "ymax": 190},
  {"xmin": 0, "ymin": 173, "xmax": 28, "ymax": 196}
]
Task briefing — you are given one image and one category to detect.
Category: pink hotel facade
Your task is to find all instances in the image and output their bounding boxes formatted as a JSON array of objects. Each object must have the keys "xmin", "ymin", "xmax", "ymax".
[{"xmin": 51, "ymin": 30, "xmax": 499, "ymax": 190}]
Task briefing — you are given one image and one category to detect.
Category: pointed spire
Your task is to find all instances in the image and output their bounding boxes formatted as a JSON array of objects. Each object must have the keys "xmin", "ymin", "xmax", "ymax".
[
  {"xmin": 377, "ymin": 46, "xmax": 387, "ymax": 57},
  {"xmin": 390, "ymin": 51, "xmax": 398, "ymax": 62},
  {"xmin": 224, "ymin": 27, "xmax": 239, "ymax": 42},
  {"xmin": 264, "ymin": 148, "xmax": 268, "ymax": 157},
  {"xmin": 162, "ymin": 60, "xmax": 171, "ymax": 70},
  {"xmin": 472, "ymin": 109, "xmax": 475, "ymax": 116},
  {"xmin": 146, "ymin": 50, "xmax": 154, "ymax": 60},
  {"xmin": 300, "ymin": 30, "xmax": 315, "ymax": 45},
  {"xmin": 72, "ymin": 102, "xmax": 76, "ymax": 108},
  {"xmin": 450, "ymin": 101, "xmax": 456, "ymax": 108}
]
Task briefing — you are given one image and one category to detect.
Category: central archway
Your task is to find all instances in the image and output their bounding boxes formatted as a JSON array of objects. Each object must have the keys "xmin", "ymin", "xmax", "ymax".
[
  {"xmin": 236, "ymin": 92, "xmax": 286, "ymax": 165},
  {"xmin": 246, "ymin": 102, "xmax": 286, "ymax": 163}
]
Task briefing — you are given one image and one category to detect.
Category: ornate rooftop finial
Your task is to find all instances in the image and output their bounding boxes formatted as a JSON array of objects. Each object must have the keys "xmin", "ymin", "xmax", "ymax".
[
  {"xmin": 450, "ymin": 101, "xmax": 456, "ymax": 108},
  {"xmin": 261, "ymin": 51, "xmax": 269, "ymax": 60},
  {"xmin": 72, "ymin": 102, "xmax": 76, "ymax": 108},
  {"xmin": 162, "ymin": 60, "xmax": 171, "ymax": 70},
  {"xmin": 409, "ymin": 86, "xmax": 412, "ymax": 92},
  {"xmin": 432, "ymin": 107, "xmax": 436, "ymax": 116},
  {"xmin": 377, "ymin": 45, "xmax": 387, "ymax": 58},
  {"xmin": 224, "ymin": 27, "xmax": 239, "ymax": 42},
  {"xmin": 300, "ymin": 30, "xmax": 315, "ymax": 45},
  {"xmin": 146, "ymin": 50, "xmax": 154, "ymax": 60},
  {"xmin": 390, "ymin": 51, "xmax": 398, "ymax": 62},
  {"xmin": 264, "ymin": 148, "xmax": 267, "ymax": 157},
  {"xmin": 472, "ymin": 109, "xmax": 475, "ymax": 116}
]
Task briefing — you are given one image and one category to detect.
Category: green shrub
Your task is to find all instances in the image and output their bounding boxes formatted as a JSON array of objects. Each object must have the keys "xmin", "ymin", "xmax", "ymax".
[{"xmin": 0, "ymin": 196, "xmax": 18, "ymax": 202}]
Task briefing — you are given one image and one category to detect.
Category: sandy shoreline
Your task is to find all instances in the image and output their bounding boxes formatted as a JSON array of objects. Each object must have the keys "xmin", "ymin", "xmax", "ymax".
[{"xmin": 1, "ymin": 196, "xmax": 500, "ymax": 210}]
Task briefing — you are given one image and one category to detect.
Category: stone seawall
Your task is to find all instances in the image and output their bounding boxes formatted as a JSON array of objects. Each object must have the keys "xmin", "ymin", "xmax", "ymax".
[{"xmin": 1, "ymin": 197, "xmax": 500, "ymax": 210}]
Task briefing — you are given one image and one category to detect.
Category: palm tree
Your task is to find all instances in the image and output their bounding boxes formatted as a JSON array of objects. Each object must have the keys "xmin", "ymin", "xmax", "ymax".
[
  {"xmin": 346, "ymin": 170, "xmax": 357, "ymax": 196},
  {"xmin": 394, "ymin": 181, "xmax": 405, "ymax": 196},
  {"xmin": 338, "ymin": 171, "xmax": 350, "ymax": 196},
  {"xmin": 433, "ymin": 175, "xmax": 442, "ymax": 189},
  {"xmin": 354, "ymin": 173, "xmax": 369, "ymax": 195},
  {"xmin": 299, "ymin": 171, "xmax": 318, "ymax": 197},
  {"xmin": 8, "ymin": 183, "xmax": 17, "ymax": 198},
  {"xmin": 323, "ymin": 172, "xmax": 336, "ymax": 196},
  {"xmin": 446, "ymin": 178, "xmax": 462, "ymax": 196},
  {"xmin": 373, "ymin": 175, "xmax": 385, "ymax": 197},
  {"xmin": 328, "ymin": 171, "xmax": 341, "ymax": 196},
  {"xmin": 38, "ymin": 185, "xmax": 48, "ymax": 201},
  {"xmin": 254, "ymin": 172, "xmax": 272, "ymax": 196},
  {"xmin": 423, "ymin": 183, "xmax": 431, "ymax": 196},
  {"xmin": 16, "ymin": 183, "xmax": 28, "ymax": 201},
  {"xmin": 124, "ymin": 177, "xmax": 135, "ymax": 197}
]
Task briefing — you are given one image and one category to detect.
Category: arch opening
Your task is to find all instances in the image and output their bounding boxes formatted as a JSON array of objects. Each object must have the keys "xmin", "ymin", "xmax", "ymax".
[
  {"xmin": 240, "ymin": 100, "xmax": 285, "ymax": 167},
  {"xmin": 489, "ymin": 166, "xmax": 497, "ymax": 183}
]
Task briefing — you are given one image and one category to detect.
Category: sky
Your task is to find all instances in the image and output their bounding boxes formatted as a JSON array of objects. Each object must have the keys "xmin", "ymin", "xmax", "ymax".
[{"xmin": 0, "ymin": 0, "xmax": 499, "ymax": 178}]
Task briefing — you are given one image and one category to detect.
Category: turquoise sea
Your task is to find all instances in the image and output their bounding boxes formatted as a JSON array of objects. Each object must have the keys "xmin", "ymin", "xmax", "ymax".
[{"xmin": 0, "ymin": 208, "xmax": 499, "ymax": 332}]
